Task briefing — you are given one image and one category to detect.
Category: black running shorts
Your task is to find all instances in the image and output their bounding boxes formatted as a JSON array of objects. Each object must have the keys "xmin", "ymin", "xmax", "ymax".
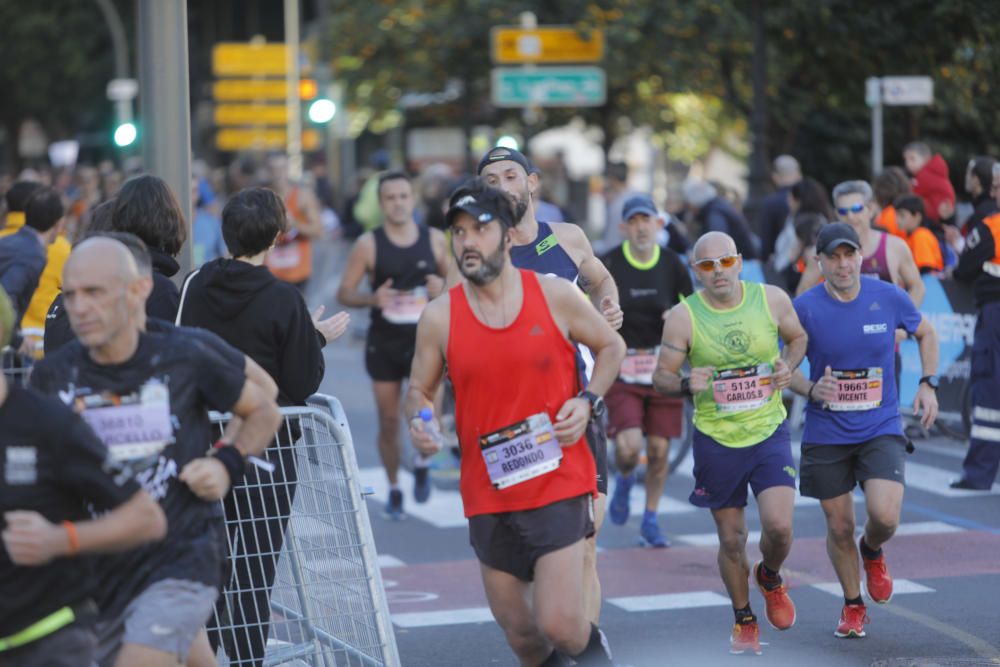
[{"xmin": 468, "ymin": 494, "xmax": 595, "ymax": 582}]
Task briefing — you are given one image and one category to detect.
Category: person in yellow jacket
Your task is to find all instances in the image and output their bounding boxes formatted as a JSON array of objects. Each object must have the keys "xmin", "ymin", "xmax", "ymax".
[{"xmin": 1, "ymin": 181, "xmax": 43, "ymax": 238}]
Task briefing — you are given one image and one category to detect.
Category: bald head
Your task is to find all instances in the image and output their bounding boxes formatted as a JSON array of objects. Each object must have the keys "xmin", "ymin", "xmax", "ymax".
[
  {"xmin": 66, "ymin": 237, "xmax": 140, "ymax": 283},
  {"xmin": 773, "ymin": 155, "xmax": 801, "ymax": 187},
  {"xmin": 693, "ymin": 231, "xmax": 738, "ymax": 260}
]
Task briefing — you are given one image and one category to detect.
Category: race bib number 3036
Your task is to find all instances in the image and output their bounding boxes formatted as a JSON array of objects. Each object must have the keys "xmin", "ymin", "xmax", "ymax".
[
  {"xmin": 712, "ymin": 363, "xmax": 774, "ymax": 413},
  {"xmin": 828, "ymin": 367, "xmax": 883, "ymax": 411},
  {"xmin": 479, "ymin": 413, "xmax": 563, "ymax": 490}
]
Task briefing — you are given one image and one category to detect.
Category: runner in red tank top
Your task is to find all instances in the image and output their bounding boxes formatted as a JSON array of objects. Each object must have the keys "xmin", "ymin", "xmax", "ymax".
[{"xmin": 405, "ymin": 179, "xmax": 626, "ymax": 667}]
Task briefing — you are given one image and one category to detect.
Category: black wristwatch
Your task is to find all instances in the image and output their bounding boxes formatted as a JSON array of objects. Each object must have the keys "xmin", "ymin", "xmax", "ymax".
[
  {"xmin": 578, "ymin": 390, "xmax": 607, "ymax": 419},
  {"xmin": 918, "ymin": 375, "xmax": 939, "ymax": 390},
  {"xmin": 680, "ymin": 377, "xmax": 692, "ymax": 396}
]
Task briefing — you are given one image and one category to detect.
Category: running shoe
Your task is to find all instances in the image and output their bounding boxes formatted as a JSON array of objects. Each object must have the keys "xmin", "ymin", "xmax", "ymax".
[
  {"xmin": 639, "ymin": 515, "xmax": 670, "ymax": 548},
  {"xmin": 729, "ymin": 620, "xmax": 762, "ymax": 655},
  {"xmin": 384, "ymin": 489, "xmax": 404, "ymax": 520},
  {"xmin": 413, "ymin": 465, "xmax": 431, "ymax": 503},
  {"xmin": 860, "ymin": 537, "xmax": 893, "ymax": 604},
  {"xmin": 753, "ymin": 561, "xmax": 796, "ymax": 630},
  {"xmin": 834, "ymin": 603, "xmax": 869, "ymax": 638},
  {"xmin": 608, "ymin": 473, "xmax": 634, "ymax": 526}
]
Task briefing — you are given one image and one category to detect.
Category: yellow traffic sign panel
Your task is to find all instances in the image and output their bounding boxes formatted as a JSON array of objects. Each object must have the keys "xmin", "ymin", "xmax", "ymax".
[
  {"xmin": 214, "ymin": 104, "xmax": 289, "ymax": 127},
  {"xmin": 213, "ymin": 42, "xmax": 291, "ymax": 77},
  {"xmin": 216, "ymin": 128, "xmax": 321, "ymax": 152},
  {"xmin": 213, "ymin": 80, "xmax": 288, "ymax": 102},
  {"xmin": 491, "ymin": 26, "xmax": 604, "ymax": 64}
]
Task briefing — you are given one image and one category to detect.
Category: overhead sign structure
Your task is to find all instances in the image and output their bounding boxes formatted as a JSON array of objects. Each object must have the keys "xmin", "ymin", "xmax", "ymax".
[
  {"xmin": 492, "ymin": 66, "xmax": 606, "ymax": 108},
  {"xmin": 491, "ymin": 26, "xmax": 604, "ymax": 64},
  {"xmin": 215, "ymin": 128, "xmax": 320, "ymax": 152}
]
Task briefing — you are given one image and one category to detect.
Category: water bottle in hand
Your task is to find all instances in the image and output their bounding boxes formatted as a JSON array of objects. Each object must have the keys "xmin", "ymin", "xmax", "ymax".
[{"xmin": 418, "ymin": 407, "xmax": 443, "ymax": 455}]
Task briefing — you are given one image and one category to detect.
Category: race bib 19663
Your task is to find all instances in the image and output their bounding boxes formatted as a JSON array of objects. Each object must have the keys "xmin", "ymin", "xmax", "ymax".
[
  {"xmin": 712, "ymin": 363, "xmax": 774, "ymax": 413},
  {"xmin": 619, "ymin": 347, "xmax": 658, "ymax": 385},
  {"xmin": 479, "ymin": 413, "xmax": 563, "ymax": 490},
  {"xmin": 828, "ymin": 367, "xmax": 883, "ymax": 411}
]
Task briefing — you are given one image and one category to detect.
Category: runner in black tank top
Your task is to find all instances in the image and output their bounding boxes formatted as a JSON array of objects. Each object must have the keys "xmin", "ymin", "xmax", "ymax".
[
  {"xmin": 600, "ymin": 195, "xmax": 694, "ymax": 548},
  {"xmin": 337, "ymin": 172, "xmax": 448, "ymax": 518}
]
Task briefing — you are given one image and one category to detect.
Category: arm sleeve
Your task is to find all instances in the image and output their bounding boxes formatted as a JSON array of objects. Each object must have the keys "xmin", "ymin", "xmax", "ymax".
[
  {"xmin": 55, "ymin": 408, "xmax": 141, "ymax": 511},
  {"xmin": 276, "ymin": 294, "xmax": 326, "ymax": 404}
]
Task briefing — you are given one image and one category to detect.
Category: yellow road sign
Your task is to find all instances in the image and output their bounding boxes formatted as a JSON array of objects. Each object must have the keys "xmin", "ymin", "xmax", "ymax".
[
  {"xmin": 216, "ymin": 128, "xmax": 320, "ymax": 152},
  {"xmin": 213, "ymin": 42, "xmax": 291, "ymax": 77},
  {"xmin": 214, "ymin": 104, "xmax": 289, "ymax": 127},
  {"xmin": 491, "ymin": 27, "xmax": 604, "ymax": 64},
  {"xmin": 213, "ymin": 80, "xmax": 288, "ymax": 102}
]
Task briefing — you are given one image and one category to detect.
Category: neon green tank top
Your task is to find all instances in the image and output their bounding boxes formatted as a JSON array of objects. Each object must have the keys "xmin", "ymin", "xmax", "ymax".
[{"xmin": 684, "ymin": 281, "xmax": 786, "ymax": 447}]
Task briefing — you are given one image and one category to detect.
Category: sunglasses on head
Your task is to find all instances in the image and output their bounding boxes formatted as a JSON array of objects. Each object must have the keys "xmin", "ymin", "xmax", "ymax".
[
  {"xmin": 836, "ymin": 203, "xmax": 865, "ymax": 216},
  {"xmin": 694, "ymin": 254, "xmax": 740, "ymax": 272}
]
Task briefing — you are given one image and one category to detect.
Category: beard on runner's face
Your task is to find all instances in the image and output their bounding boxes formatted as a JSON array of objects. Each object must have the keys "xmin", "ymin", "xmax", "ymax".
[{"xmin": 459, "ymin": 235, "xmax": 506, "ymax": 286}]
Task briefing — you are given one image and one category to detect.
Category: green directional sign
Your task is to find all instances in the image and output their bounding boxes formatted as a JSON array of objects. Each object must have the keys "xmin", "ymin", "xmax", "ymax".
[{"xmin": 491, "ymin": 66, "xmax": 606, "ymax": 108}]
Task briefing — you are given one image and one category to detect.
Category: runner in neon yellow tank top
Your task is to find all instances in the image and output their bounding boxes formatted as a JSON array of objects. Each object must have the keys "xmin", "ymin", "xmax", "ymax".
[{"xmin": 653, "ymin": 231, "xmax": 808, "ymax": 656}]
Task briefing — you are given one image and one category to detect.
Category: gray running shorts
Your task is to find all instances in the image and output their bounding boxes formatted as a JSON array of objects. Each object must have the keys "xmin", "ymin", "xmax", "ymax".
[{"xmin": 95, "ymin": 578, "xmax": 218, "ymax": 667}]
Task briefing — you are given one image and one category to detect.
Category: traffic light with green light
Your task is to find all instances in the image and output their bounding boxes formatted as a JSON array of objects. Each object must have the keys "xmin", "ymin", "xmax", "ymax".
[
  {"xmin": 308, "ymin": 98, "xmax": 336, "ymax": 124},
  {"xmin": 113, "ymin": 122, "xmax": 137, "ymax": 148}
]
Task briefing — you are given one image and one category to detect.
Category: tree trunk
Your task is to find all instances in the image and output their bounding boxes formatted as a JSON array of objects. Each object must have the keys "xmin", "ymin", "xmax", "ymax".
[{"xmin": 745, "ymin": 0, "xmax": 770, "ymax": 227}]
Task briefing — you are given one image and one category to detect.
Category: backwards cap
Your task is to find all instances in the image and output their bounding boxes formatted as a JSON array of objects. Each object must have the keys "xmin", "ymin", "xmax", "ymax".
[{"xmin": 477, "ymin": 146, "xmax": 532, "ymax": 176}]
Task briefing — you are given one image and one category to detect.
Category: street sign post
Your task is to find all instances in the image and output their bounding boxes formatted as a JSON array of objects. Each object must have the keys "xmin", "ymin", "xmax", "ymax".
[
  {"xmin": 491, "ymin": 26, "xmax": 603, "ymax": 64},
  {"xmin": 491, "ymin": 66, "xmax": 606, "ymax": 107},
  {"xmin": 866, "ymin": 75, "xmax": 934, "ymax": 177}
]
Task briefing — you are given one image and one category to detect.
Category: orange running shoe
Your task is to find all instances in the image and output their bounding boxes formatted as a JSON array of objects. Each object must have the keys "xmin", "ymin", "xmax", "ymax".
[
  {"xmin": 860, "ymin": 538, "xmax": 893, "ymax": 603},
  {"xmin": 754, "ymin": 561, "xmax": 796, "ymax": 630},
  {"xmin": 834, "ymin": 603, "xmax": 869, "ymax": 638},
  {"xmin": 729, "ymin": 619, "xmax": 762, "ymax": 655}
]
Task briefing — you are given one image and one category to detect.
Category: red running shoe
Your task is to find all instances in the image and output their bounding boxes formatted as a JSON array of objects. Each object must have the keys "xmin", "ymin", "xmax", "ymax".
[
  {"xmin": 860, "ymin": 537, "xmax": 893, "ymax": 604},
  {"xmin": 754, "ymin": 561, "xmax": 796, "ymax": 630},
  {"xmin": 729, "ymin": 620, "xmax": 762, "ymax": 655},
  {"xmin": 834, "ymin": 603, "xmax": 869, "ymax": 638}
]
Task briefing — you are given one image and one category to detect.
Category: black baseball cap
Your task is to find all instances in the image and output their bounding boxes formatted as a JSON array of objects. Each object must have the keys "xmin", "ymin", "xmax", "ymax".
[
  {"xmin": 477, "ymin": 146, "xmax": 532, "ymax": 176},
  {"xmin": 815, "ymin": 222, "xmax": 861, "ymax": 255},
  {"xmin": 445, "ymin": 192, "xmax": 502, "ymax": 228},
  {"xmin": 622, "ymin": 194, "xmax": 658, "ymax": 221}
]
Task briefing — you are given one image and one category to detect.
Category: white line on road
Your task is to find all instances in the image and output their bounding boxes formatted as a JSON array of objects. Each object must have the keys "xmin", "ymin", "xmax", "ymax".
[
  {"xmin": 392, "ymin": 607, "xmax": 495, "ymax": 628},
  {"xmin": 608, "ymin": 591, "xmax": 732, "ymax": 612},
  {"xmin": 811, "ymin": 579, "xmax": 935, "ymax": 597},
  {"xmin": 902, "ymin": 460, "xmax": 1000, "ymax": 497}
]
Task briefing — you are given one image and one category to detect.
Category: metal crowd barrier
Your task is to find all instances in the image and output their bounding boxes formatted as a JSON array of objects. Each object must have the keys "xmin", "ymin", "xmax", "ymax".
[
  {"xmin": 1, "ymin": 329, "xmax": 43, "ymax": 387},
  {"xmin": 209, "ymin": 394, "xmax": 400, "ymax": 667}
]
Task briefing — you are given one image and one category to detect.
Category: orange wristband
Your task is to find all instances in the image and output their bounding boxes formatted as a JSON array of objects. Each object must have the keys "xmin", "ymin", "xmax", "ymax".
[{"xmin": 62, "ymin": 520, "xmax": 79, "ymax": 556}]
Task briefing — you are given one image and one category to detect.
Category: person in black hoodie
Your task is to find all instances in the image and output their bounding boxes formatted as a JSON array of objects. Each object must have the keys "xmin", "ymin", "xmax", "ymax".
[
  {"xmin": 44, "ymin": 174, "xmax": 191, "ymax": 354},
  {"xmin": 177, "ymin": 186, "xmax": 348, "ymax": 667}
]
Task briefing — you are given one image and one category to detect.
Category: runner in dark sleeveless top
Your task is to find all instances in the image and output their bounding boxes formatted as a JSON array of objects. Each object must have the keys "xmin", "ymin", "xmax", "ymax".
[
  {"xmin": 861, "ymin": 231, "xmax": 892, "ymax": 281},
  {"xmin": 477, "ymin": 146, "xmax": 622, "ymax": 627},
  {"xmin": 406, "ymin": 179, "xmax": 626, "ymax": 667},
  {"xmin": 601, "ymin": 194, "xmax": 693, "ymax": 548},
  {"xmin": 337, "ymin": 172, "xmax": 449, "ymax": 518}
]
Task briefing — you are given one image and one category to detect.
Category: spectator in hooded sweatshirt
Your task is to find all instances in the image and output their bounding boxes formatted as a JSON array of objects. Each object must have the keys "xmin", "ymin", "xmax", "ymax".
[
  {"xmin": 903, "ymin": 142, "xmax": 956, "ymax": 225},
  {"xmin": 177, "ymin": 186, "xmax": 349, "ymax": 666}
]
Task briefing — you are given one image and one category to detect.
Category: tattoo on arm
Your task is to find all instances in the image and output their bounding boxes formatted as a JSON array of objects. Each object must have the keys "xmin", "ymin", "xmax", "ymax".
[
  {"xmin": 663, "ymin": 341, "xmax": 688, "ymax": 354},
  {"xmin": 577, "ymin": 272, "xmax": 593, "ymax": 293}
]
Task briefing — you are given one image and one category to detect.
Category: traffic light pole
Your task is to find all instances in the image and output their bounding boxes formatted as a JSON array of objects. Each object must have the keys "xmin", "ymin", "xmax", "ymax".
[
  {"xmin": 138, "ymin": 0, "xmax": 193, "ymax": 280},
  {"xmin": 285, "ymin": 0, "xmax": 303, "ymax": 182}
]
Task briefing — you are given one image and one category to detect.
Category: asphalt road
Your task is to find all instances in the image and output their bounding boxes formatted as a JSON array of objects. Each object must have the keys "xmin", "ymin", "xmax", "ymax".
[{"xmin": 310, "ymin": 239, "xmax": 1000, "ymax": 667}]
